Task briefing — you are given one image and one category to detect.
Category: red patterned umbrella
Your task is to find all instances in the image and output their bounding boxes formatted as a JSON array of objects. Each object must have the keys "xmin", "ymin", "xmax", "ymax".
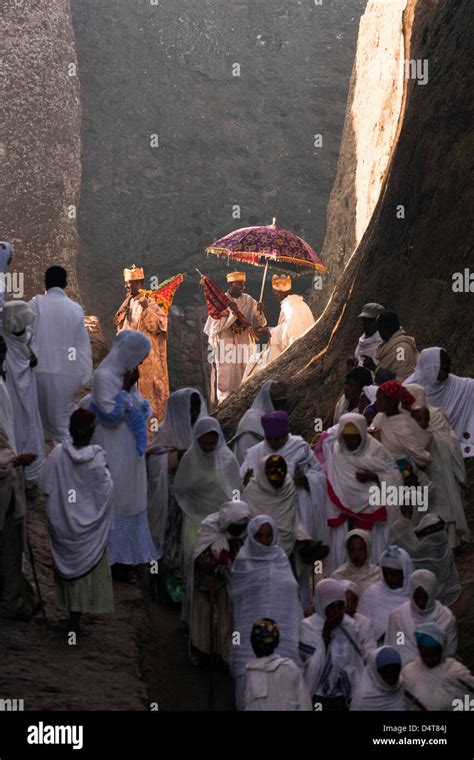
[
  {"xmin": 139, "ymin": 273, "xmax": 184, "ymax": 315},
  {"xmin": 196, "ymin": 270, "xmax": 253, "ymax": 330},
  {"xmin": 205, "ymin": 218, "xmax": 326, "ymax": 276}
]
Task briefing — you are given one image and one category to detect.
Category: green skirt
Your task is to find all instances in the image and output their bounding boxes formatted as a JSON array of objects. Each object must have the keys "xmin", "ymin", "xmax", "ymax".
[{"xmin": 55, "ymin": 550, "xmax": 114, "ymax": 614}]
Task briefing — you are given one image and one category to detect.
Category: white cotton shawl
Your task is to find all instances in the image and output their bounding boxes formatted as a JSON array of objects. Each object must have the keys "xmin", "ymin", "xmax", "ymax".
[
  {"xmin": 240, "ymin": 435, "xmax": 328, "ymax": 542},
  {"xmin": 404, "ymin": 347, "xmax": 474, "ymax": 458},
  {"xmin": 174, "ymin": 416, "xmax": 241, "ymax": 523},
  {"xmin": 412, "ymin": 515, "xmax": 461, "ymax": 606},
  {"xmin": 243, "ymin": 456, "xmax": 299, "ymax": 556},
  {"xmin": 0, "ymin": 376, "xmax": 16, "ymax": 452},
  {"xmin": 358, "ymin": 547, "xmax": 414, "ymax": 641},
  {"xmin": 405, "ymin": 383, "xmax": 468, "ymax": 538},
  {"xmin": 230, "ymin": 515, "xmax": 303, "ymax": 678},
  {"xmin": 37, "ymin": 442, "xmax": 113, "ymax": 579},
  {"xmin": 146, "ymin": 388, "xmax": 208, "ymax": 552},
  {"xmin": 372, "ymin": 411, "xmax": 432, "ymax": 467},
  {"xmin": 350, "ymin": 647, "xmax": 405, "ymax": 711},
  {"xmin": 299, "ymin": 579, "xmax": 364, "ymax": 698},
  {"xmin": 230, "ymin": 379, "xmax": 276, "ymax": 464},
  {"xmin": 327, "ymin": 413, "xmax": 403, "ymax": 517},
  {"xmin": 92, "ymin": 330, "xmax": 151, "ymax": 413},
  {"xmin": 403, "ymin": 654, "xmax": 474, "ymax": 711},
  {"xmin": 3, "ymin": 302, "xmax": 44, "ymax": 476},
  {"xmin": 385, "ymin": 570, "xmax": 457, "ymax": 667},
  {"xmin": 355, "ymin": 332, "xmax": 383, "ymax": 366},
  {"xmin": 332, "ymin": 529, "xmax": 380, "ymax": 593}
]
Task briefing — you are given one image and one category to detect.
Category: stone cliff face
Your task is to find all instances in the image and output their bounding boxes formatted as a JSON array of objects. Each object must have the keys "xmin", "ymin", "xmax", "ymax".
[
  {"xmin": 312, "ymin": 0, "xmax": 408, "ymax": 309},
  {"xmin": 70, "ymin": 0, "xmax": 365, "ymax": 339},
  {"xmin": 219, "ymin": 0, "xmax": 474, "ymax": 439},
  {"xmin": 1, "ymin": 0, "xmax": 82, "ymax": 301}
]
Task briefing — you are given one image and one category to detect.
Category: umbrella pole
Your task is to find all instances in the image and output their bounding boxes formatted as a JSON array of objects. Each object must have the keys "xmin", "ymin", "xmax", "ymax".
[{"xmin": 259, "ymin": 260, "xmax": 269, "ymax": 302}]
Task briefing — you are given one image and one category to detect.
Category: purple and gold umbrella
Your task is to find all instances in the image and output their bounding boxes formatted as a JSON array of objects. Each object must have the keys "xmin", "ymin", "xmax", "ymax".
[{"xmin": 205, "ymin": 218, "xmax": 325, "ymax": 298}]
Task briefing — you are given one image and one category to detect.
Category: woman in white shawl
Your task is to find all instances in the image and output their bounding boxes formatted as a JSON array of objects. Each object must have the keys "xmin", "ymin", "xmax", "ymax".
[
  {"xmin": 2, "ymin": 301, "xmax": 44, "ymax": 481},
  {"xmin": 146, "ymin": 388, "xmax": 207, "ymax": 600},
  {"xmin": 37, "ymin": 409, "xmax": 114, "ymax": 630},
  {"xmin": 299, "ymin": 578, "xmax": 365, "ymax": 711},
  {"xmin": 326, "ymin": 413, "xmax": 403, "ymax": 573},
  {"xmin": 371, "ymin": 382, "xmax": 432, "ymax": 488},
  {"xmin": 174, "ymin": 416, "xmax": 241, "ymax": 621},
  {"xmin": 405, "ymin": 347, "xmax": 474, "ymax": 458},
  {"xmin": 342, "ymin": 580, "xmax": 378, "ymax": 656},
  {"xmin": 230, "ymin": 515, "xmax": 303, "ymax": 710},
  {"xmin": 358, "ymin": 545, "xmax": 414, "ymax": 643},
  {"xmin": 243, "ymin": 454, "xmax": 301, "ymax": 557},
  {"xmin": 412, "ymin": 513, "xmax": 461, "ymax": 606},
  {"xmin": 88, "ymin": 330, "xmax": 158, "ymax": 572},
  {"xmin": 403, "ymin": 623, "xmax": 474, "ymax": 711},
  {"xmin": 350, "ymin": 646, "xmax": 405, "ymax": 711},
  {"xmin": 386, "ymin": 569, "xmax": 457, "ymax": 667},
  {"xmin": 332, "ymin": 529, "xmax": 380, "ymax": 594},
  {"xmin": 188, "ymin": 500, "xmax": 250, "ymax": 664},
  {"xmin": 407, "ymin": 383, "xmax": 469, "ymax": 548},
  {"xmin": 229, "ymin": 379, "xmax": 286, "ymax": 465}
]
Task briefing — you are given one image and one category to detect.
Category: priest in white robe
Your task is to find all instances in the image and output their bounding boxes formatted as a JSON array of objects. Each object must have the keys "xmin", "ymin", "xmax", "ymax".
[
  {"xmin": 244, "ymin": 274, "xmax": 315, "ymax": 377},
  {"xmin": 29, "ymin": 266, "xmax": 92, "ymax": 444},
  {"xmin": 204, "ymin": 271, "xmax": 267, "ymax": 404}
]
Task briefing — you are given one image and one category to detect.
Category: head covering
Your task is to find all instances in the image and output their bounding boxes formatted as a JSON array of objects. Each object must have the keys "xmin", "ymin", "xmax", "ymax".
[
  {"xmin": 414, "ymin": 513, "xmax": 443, "ymax": 535},
  {"xmin": 327, "ymin": 413, "xmax": 402, "ymax": 530},
  {"xmin": 123, "ymin": 264, "xmax": 145, "ymax": 281},
  {"xmin": 315, "ymin": 578, "xmax": 346, "ymax": 616},
  {"xmin": 147, "ymin": 388, "xmax": 207, "ymax": 455},
  {"xmin": 174, "ymin": 416, "xmax": 241, "ymax": 525},
  {"xmin": 70, "ymin": 408, "xmax": 96, "ymax": 434},
  {"xmin": 358, "ymin": 546, "xmax": 413, "ymax": 640},
  {"xmin": 230, "ymin": 379, "xmax": 276, "ymax": 463},
  {"xmin": 226, "ymin": 271, "xmax": 246, "ymax": 283},
  {"xmin": 243, "ymin": 455, "xmax": 297, "ymax": 555},
  {"xmin": 251, "ymin": 618, "xmax": 280, "ymax": 649},
  {"xmin": 192, "ymin": 500, "xmax": 251, "ymax": 561},
  {"xmin": 415, "ymin": 622, "xmax": 447, "ymax": 651},
  {"xmin": 261, "ymin": 410, "xmax": 289, "ymax": 438},
  {"xmin": 358, "ymin": 303, "xmax": 385, "ymax": 319},
  {"xmin": 409, "ymin": 569, "xmax": 438, "ymax": 612},
  {"xmin": 1, "ymin": 301, "xmax": 35, "ymax": 335},
  {"xmin": 231, "ymin": 514, "xmax": 302, "ymax": 678},
  {"xmin": 91, "ymin": 330, "xmax": 152, "ymax": 455},
  {"xmin": 405, "ymin": 348, "xmax": 474, "ymax": 458},
  {"xmin": 376, "ymin": 646, "xmax": 401, "ymax": 669},
  {"xmin": 342, "ymin": 421, "xmax": 360, "ymax": 435},
  {"xmin": 376, "ymin": 310, "xmax": 400, "ymax": 333},
  {"xmin": 272, "ymin": 274, "xmax": 292, "ymax": 291},
  {"xmin": 350, "ymin": 646, "xmax": 404, "ymax": 711},
  {"xmin": 332, "ymin": 529, "xmax": 380, "ymax": 593},
  {"xmin": 379, "ymin": 380, "xmax": 415, "ymax": 406}
]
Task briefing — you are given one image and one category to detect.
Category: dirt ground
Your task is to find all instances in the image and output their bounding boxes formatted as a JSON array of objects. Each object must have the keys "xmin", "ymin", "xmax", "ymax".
[{"xmin": 0, "ymin": 460, "xmax": 472, "ymax": 711}]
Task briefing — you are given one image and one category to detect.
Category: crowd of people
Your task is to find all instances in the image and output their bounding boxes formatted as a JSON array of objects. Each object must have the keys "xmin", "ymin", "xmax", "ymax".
[{"xmin": 1, "ymin": 247, "xmax": 473, "ymax": 711}]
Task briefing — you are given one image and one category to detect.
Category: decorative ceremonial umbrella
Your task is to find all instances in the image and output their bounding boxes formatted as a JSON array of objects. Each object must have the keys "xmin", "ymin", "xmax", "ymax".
[
  {"xmin": 205, "ymin": 218, "xmax": 325, "ymax": 299},
  {"xmin": 139, "ymin": 273, "xmax": 184, "ymax": 315}
]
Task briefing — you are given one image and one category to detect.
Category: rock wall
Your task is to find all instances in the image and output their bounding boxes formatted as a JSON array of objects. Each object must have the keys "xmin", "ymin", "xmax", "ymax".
[
  {"xmin": 70, "ymin": 0, "xmax": 366, "ymax": 343},
  {"xmin": 0, "ymin": 0, "xmax": 82, "ymax": 301},
  {"xmin": 218, "ymin": 0, "xmax": 474, "ymax": 440},
  {"xmin": 311, "ymin": 0, "xmax": 408, "ymax": 310}
]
